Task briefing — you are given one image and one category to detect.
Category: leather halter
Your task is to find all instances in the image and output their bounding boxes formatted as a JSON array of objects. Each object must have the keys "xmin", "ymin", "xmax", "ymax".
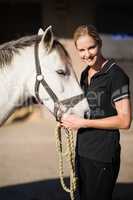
[{"xmin": 34, "ymin": 40, "xmax": 85, "ymax": 121}]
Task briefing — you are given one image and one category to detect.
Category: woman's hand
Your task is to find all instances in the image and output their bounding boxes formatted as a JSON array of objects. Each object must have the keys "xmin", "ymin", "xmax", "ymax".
[{"xmin": 61, "ymin": 114, "xmax": 87, "ymax": 130}]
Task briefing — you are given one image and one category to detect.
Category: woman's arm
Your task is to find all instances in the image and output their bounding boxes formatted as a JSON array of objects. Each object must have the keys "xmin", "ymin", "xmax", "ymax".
[{"xmin": 61, "ymin": 98, "xmax": 132, "ymax": 130}]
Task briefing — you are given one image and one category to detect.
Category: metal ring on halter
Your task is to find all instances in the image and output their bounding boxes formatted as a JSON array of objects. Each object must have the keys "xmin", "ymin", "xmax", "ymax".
[{"xmin": 36, "ymin": 74, "xmax": 44, "ymax": 81}]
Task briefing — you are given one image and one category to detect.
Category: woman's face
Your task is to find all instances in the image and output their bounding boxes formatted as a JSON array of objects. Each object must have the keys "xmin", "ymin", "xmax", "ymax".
[{"xmin": 76, "ymin": 34, "xmax": 101, "ymax": 67}]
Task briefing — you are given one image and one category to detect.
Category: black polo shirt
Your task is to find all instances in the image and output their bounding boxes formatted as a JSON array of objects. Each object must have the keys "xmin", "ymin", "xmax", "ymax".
[{"xmin": 77, "ymin": 59, "xmax": 130, "ymax": 163}]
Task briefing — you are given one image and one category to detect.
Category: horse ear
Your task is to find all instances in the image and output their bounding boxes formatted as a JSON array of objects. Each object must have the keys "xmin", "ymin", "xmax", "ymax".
[
  {"xmin": 40, "ymin": 25, "xmax": 54, "ymax": 53},
  {"xmin": 38, "ymin": 28, "xmax": 44, "ymax": 35}
]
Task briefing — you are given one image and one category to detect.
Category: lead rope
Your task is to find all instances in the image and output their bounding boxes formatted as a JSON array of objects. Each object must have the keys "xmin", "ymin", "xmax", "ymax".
[{"xmin": 55, "ymin": 123, "xmax": 78, "ymax": 200}]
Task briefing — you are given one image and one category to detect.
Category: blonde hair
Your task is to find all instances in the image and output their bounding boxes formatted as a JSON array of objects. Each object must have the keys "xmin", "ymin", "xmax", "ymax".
[{"xmin": 73, "ymin": 25, "xmax": 102, "ymax": 48}]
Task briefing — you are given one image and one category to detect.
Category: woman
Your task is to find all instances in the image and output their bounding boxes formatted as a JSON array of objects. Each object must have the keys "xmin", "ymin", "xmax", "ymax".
[{"xmin": 61, "ymin": 25, "xmax": 132, "ymax": 200}]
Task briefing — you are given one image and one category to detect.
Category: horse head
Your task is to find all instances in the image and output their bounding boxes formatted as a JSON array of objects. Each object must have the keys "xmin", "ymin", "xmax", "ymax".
[
  {"xmin": 29, "ymin": 26, "xmax": 89, "ymax": 120},
  {"xmin": 0, "ymin": 26, "xmax": 89, "ymax": 125}
]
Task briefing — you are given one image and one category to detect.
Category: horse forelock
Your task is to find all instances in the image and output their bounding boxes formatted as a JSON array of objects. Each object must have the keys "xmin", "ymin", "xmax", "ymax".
[
  {"xmin": 0, "ymin": 34, "xmax": 70, "ymax": 68},
  {"xmin": 53, "ymin": 40, "xmax": 70, "ymax": 60},
  {"xmin": 53, "ymin": 40, "xmax": 71, "ymax": 73}
]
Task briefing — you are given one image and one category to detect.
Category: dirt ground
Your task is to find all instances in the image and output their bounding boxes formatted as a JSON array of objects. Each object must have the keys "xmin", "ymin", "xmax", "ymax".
[{"xmin": 0, "ymin": 107, "xmax": 133, "ymax": 200}]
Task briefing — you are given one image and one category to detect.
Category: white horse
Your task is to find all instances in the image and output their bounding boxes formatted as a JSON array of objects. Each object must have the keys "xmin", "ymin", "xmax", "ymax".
[{"xmin": 0, "ymin": 26, "xmax": 89, "ymax": 125}]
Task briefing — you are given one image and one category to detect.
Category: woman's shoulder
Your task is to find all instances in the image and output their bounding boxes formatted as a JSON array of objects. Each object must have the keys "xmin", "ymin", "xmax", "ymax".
[{"xmin": 109, "ymin": 62, "xmax": 129, "ymax": 80}]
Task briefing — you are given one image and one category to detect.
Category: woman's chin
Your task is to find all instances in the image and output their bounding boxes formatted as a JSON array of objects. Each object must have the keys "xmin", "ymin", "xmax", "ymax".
[
  {"xmin": 86, "ymin": 60, "xmax": 95, "ymax": 66},
  {"xmin": 82, "ymin": 57, "xmax": 97, "ymax": 66}
]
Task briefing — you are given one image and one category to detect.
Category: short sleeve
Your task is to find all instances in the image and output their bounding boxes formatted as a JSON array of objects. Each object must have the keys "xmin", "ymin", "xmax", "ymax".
[{"xmin": 111, "ymin": 68, "xmax": 130, "ymax": 103}]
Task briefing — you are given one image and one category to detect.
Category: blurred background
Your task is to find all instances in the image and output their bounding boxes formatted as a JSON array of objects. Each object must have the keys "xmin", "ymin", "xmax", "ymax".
[{"xmin": 0, "ymin": 0, "xmax": 133, "ymax": 199}]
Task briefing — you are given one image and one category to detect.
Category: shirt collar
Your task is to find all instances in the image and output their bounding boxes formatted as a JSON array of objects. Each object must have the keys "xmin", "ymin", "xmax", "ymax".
[
  {"xmin": 82, "ymin": 59, "xmax": 116, "ymax": 87},
  {"xmin": 84, "ymin": 58, "xmax": 115, "ymax": 75},
  {"xmin": 86, "ymin": 58, "xmax": 116, "ymax": 75},
  {"xmin": 99, "ymin": 58, "xmax": 116, "ymax": 74}
]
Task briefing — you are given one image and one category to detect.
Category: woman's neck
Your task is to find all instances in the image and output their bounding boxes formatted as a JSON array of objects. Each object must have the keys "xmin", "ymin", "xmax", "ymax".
[{"xmin": 91, "ymin": 56, "xmax": 107, "ymax": 72}]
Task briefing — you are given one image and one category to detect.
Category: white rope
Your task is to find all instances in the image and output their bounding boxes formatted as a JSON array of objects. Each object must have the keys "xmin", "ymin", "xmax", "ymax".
[{"xmin": 55, "ymin": 123, "xmax": 78, "ymax": 200}]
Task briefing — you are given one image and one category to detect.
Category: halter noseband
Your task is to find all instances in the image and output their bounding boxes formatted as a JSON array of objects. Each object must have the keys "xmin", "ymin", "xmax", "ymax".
[{"xmin": 34, "ymin": 40, "xmax": 85, "ymax": 121}]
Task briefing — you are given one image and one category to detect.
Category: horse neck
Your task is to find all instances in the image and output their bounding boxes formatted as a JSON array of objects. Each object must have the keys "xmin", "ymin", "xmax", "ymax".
[
  {"xmin": 0, "ymin": 46, "xmax": 35, "ymax": 92},
  {"xmin": 0, "ymin": 46, "xmax": 35, "ymax": 125}
]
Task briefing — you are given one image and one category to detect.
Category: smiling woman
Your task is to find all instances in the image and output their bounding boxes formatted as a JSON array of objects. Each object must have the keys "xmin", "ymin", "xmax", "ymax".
[{"xmin": 61, "ymin": 24, "xmax": 132, "ymax": 200}]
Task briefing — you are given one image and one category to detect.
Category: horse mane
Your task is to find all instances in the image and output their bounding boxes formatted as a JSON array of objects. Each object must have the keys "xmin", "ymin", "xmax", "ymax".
[{"xmin": 0, "ymin": 34, "xmax": 70, "ymax": 67}]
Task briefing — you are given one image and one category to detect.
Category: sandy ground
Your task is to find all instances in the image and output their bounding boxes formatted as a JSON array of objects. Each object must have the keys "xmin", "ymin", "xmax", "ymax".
[{"xmin": 0, "ymin": 108, "xmax": 133, "ymax": 200}]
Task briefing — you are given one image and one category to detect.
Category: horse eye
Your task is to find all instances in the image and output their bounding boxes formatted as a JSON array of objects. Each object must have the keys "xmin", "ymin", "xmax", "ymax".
[{"xmin": 56, "ymin": 69, "xmax": 66, "ymax": 76}]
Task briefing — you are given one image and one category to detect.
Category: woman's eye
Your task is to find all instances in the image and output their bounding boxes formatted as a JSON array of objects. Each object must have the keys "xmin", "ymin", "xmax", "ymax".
[
  {"xmin": 89, "ymin": 44, "xmax": 97, "ymax": 50},
  {"xmin": 56, "ymin": 69, "xmax": 66, "ymax": 76}
]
